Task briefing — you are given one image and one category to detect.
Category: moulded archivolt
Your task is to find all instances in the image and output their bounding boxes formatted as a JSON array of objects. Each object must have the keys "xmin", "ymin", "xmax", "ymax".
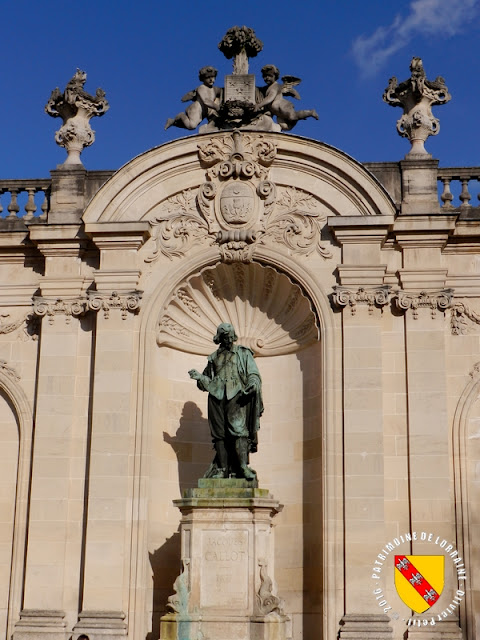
[{"xmin": 157, "ymin": 262, "xmax": 319, "ymax": 356}]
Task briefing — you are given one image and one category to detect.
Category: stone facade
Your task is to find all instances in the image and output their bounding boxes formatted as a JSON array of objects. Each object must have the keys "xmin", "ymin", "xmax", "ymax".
[{"xmin": 0, "ymin": 126, "xmax": 478, "ymax": 640}]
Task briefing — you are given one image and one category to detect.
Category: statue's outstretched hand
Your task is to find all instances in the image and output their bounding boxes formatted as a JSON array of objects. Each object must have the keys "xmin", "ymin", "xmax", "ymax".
[{"xmin": 188, "ymin": 369, "xmax": 201, "ymax": 380}]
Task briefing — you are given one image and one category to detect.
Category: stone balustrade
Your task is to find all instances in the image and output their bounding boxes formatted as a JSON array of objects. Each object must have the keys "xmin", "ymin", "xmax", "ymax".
[
  {"xmin": 0, "ymin": 180, "xmax": 51, "ymax": 220},
  {"xmin": 437, "ymin": 168, "xmax": 480, "ymax": 209},
  {"xmin": 0, "ymin": 168, "xmax": 480, "ymax": 222}
]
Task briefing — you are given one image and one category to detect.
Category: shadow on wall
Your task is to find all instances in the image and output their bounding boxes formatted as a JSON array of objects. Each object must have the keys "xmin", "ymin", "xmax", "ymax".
[
  {"xmin": 298, "ymin": 343, "xmax": 323, "ymax": 640},
  {"xmin": 147, "ymin": 530, "xmax": 181, "ymax": 640},
  {"xmin": 149, "ymin": 403, "xmax": 213, "ymax": 639},
  {"xmin": 163, "ymin": 400, "xmax": 213, "ymax": 495}
]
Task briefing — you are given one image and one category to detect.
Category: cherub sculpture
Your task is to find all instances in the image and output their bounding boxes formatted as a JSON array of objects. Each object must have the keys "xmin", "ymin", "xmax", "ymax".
[
  {"xmin": 254, "ymin": 64, "xmax": 318, "ymax": 131},
  {"xmin": 165, "ymin": 66, "xmax": 222, "ymax": 131}
]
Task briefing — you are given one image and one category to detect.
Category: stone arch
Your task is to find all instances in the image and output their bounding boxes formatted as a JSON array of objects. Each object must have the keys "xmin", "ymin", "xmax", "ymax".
[
  {"xmin": 82, "ymin": 132, "xmax": 396, "ymax": 225},
  {"xmin": 0, "ymin": 366, "xmax": 33, "ymax": 640},
  {"xmin": 453, "ymin": 363, "xmax": 480, "ymax": 640},
  {"xmin": 130, "ymin": 248, "xmax": 343, "ymax": 640}
]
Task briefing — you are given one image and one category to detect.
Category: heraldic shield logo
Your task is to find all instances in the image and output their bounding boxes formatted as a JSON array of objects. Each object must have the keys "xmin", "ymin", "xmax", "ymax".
[{"xmin": 394, "ymin": 555, "xmax": 445, "ymax": 613}]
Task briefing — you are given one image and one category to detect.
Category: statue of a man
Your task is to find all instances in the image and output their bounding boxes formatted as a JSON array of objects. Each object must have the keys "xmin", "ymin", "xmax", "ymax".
[{"xmin": 188, "ymin": 323, "xmax": 263, "ymax": 480}]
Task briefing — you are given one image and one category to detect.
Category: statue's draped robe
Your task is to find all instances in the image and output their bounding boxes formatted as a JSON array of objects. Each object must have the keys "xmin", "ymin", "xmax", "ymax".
[{"xmin": 197, "ymin": 345, "xmax": 263, "ymax": 451}]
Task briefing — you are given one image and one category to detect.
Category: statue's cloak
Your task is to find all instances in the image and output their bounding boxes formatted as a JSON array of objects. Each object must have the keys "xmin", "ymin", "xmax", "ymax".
[{"xmin": 198, "ymin": 344, "xmax": 263, "ymax": 451}]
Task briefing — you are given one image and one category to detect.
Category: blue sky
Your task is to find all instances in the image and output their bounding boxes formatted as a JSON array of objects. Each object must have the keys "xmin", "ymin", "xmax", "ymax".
[{"xmin": 1, "ymin": 0, "xmax": 479, "ymax": 178}]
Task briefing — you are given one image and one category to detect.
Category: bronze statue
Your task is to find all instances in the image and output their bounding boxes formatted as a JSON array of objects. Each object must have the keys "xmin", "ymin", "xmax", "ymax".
[{"xmin": 188, "ymin": 323, "xmax": 263, "ymax": 480}]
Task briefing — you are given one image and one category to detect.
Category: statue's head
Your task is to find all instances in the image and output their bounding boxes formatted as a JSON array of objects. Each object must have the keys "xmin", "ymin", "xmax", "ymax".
[
  {"xmin": 261, "ymin": 64, "xmax": 280, "ymax": 81},
  {"xmin": 199, "ymin": 66, "xmax": 218, "ymax": 82},
  {"xmin": 410, "ymin": 57, "xmax": 425, "ymax": 80},
  {"xmin": 213, "ymin": 323, "xmax": 238, "ymax": 345}
]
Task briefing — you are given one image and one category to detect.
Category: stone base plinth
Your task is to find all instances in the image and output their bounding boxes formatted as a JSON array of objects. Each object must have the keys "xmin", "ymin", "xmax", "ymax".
[
  {"xmin": 72, "ymin": 611, "xmax": 127, "ymax": 640},
  {"xmin": 406, "ymin": 618, "xmax": 463, "ymax": 639},
  {"xmin": 160, "ymin": 479, "xmax": 289, "ymax": 640},
  {"xmin": 339, "ymin": 614, "xmax": 393, "ymax": 640},
  {"xmin": 13, "ymin": 610, "xmax": 67, "ymax": 640},
  {"xmin": 161, "ymin": 613, "xmax": 290, "ymax": 640}
]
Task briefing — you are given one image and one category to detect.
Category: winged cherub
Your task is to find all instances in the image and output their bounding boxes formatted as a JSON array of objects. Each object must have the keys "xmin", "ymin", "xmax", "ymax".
[
  {"xmin": 254, "ymin": 64, "xmax": 318, "ymax": 131},
  {"xmin": 165, "ymin": 66, "xmax": 222, "ymax": 131}
]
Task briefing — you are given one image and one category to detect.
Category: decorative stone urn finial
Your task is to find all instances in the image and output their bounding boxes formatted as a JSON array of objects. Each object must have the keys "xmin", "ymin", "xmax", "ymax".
[
  {"xmin": 218, "ymin": 25, "xmax": 263, "ymax": 75},
  {"xmin": 383, "ymin": 57, "xmax": 451, "ymax": 158},
  {"xmin": 45, "ymin": 69, "xmax": 109, "ymax": 166}
]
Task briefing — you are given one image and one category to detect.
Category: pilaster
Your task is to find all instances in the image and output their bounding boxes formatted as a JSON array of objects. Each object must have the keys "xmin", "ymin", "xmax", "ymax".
[
  {"xmin": 334, "ymin": 289, "xmax": 391, "ymax": 618},
  {"xmin": 395, "ymin": 291, "xmax": 459, "ymax": 623},
  {"xmin": 73, "ymin": 224, "xmax": 147, "ymax": 640},
  {"xmin": 14, "ymin": 227, "xmax": 92, "ymax": 640}
]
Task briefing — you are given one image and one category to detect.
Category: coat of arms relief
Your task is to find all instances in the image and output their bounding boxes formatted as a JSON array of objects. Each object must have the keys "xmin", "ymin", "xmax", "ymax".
[{"xmin": 146, "ymin": 130, "xmax": 333, "ymax": 264}]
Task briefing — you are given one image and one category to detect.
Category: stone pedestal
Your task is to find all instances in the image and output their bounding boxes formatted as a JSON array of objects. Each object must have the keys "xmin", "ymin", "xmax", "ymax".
[
  {"xmin": 160, "ymin": 479, "xmax": 289, "ymax": 640},
  {"xmin": 13, "ymin": 610, "xmax": 67, "ymax": 640},
  {"xmin": 338, "ymin": 614, "xmax": 393, "ymax": 640}
]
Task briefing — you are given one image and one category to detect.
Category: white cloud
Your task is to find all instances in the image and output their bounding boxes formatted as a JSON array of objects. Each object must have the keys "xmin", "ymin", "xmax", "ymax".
[{"xmin": 352, "ymin": 0, "xmax": 478, "ymax": 76}]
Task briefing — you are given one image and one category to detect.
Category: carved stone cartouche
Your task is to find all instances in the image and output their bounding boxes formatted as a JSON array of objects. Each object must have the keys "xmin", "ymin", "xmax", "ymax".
[
  {"xmin": 148, "ymin": 130, "xmax": 332, "ymax": 264},
  {"xmin": 45, "ymin": 69, "xmax": 109, "ymax": 166}
]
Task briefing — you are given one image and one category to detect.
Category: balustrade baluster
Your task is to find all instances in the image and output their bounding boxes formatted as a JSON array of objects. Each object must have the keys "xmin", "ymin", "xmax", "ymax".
[
  {"xmin": 24, "ymin": 188, "xmax": 37, "ymax": 221},
  {"xmin": 40, "ymin": 190, "xmax": 49, "ymax": 220},
  {"xmin": 7, "ymin": 189, "xmax": 20, "ymax": 218},
  {"xmin": 459, "ymin": 178, "xmax": 472, "ymax": 207},
  {"xmin": 440, "ymin": 177, "xmax": 454, "ymax": 209}
]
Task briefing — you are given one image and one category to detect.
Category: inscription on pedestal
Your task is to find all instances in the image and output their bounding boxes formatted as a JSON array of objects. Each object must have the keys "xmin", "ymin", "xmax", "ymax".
[{"xmin": 200, "ymin": 530, "xmax": 248, "ymax": 609}]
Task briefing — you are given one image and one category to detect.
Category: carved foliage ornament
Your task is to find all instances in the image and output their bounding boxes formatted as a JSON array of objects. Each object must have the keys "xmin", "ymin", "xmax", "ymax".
[
  {"xmin": 0, "ymin": 360, "xmax": 20, "ymax": 381},
  {"xmin": 395, "ymin": 289, "xmax": 453, "ymax": 319},
  {"xmin": 147, "ymin": 130, "xmax": 332, "ymax": 263},
  {"xmin": 87, "ymin": 291, "xmax": 142, "ymax": 320},
  {"xmin": 332, "ymin": 288, "xmax": 457, "ymax": 320},
  {"xmin": 332, "ymin": 286, "xmax": 392, "ymax": 315},
  {"xmin": 33, "ymin": 297, "xmax": 88, "ymax": 325},
  {"xmin": 451, "ymin": 300, "xmax": 480, "ymax": 335},
  {"xmin": 32, "ymin": 292, "xmax": 142, "ymax": 323}
]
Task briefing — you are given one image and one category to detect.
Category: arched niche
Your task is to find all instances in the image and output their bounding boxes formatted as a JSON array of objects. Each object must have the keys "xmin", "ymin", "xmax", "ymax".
[
  {"xmin": 0, "ymin": 368, "xmax": 32, "ymax": 640},
  {"xmin": 453, "ymin": 363, "xmax": 480, "ymax": 640},
  {"xmin": 137, "ymin": 257, "xmax": 339, "ymax": 640}
]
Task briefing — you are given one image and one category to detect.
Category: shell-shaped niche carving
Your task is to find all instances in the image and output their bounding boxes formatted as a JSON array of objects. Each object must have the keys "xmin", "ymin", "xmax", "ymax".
[{"xmin": 157, "ymin": 263, "xmax": 319, "ymax": 356}]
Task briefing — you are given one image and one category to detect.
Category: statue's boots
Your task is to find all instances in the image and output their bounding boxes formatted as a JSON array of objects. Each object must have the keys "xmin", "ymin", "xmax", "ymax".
[
  {"xmin": 236, "ymin": 437, "xmax": 257, "ymax": 481},
  {"xmin": 212, "ymin": 440, "xmax": 228, "ymax": 478}
]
